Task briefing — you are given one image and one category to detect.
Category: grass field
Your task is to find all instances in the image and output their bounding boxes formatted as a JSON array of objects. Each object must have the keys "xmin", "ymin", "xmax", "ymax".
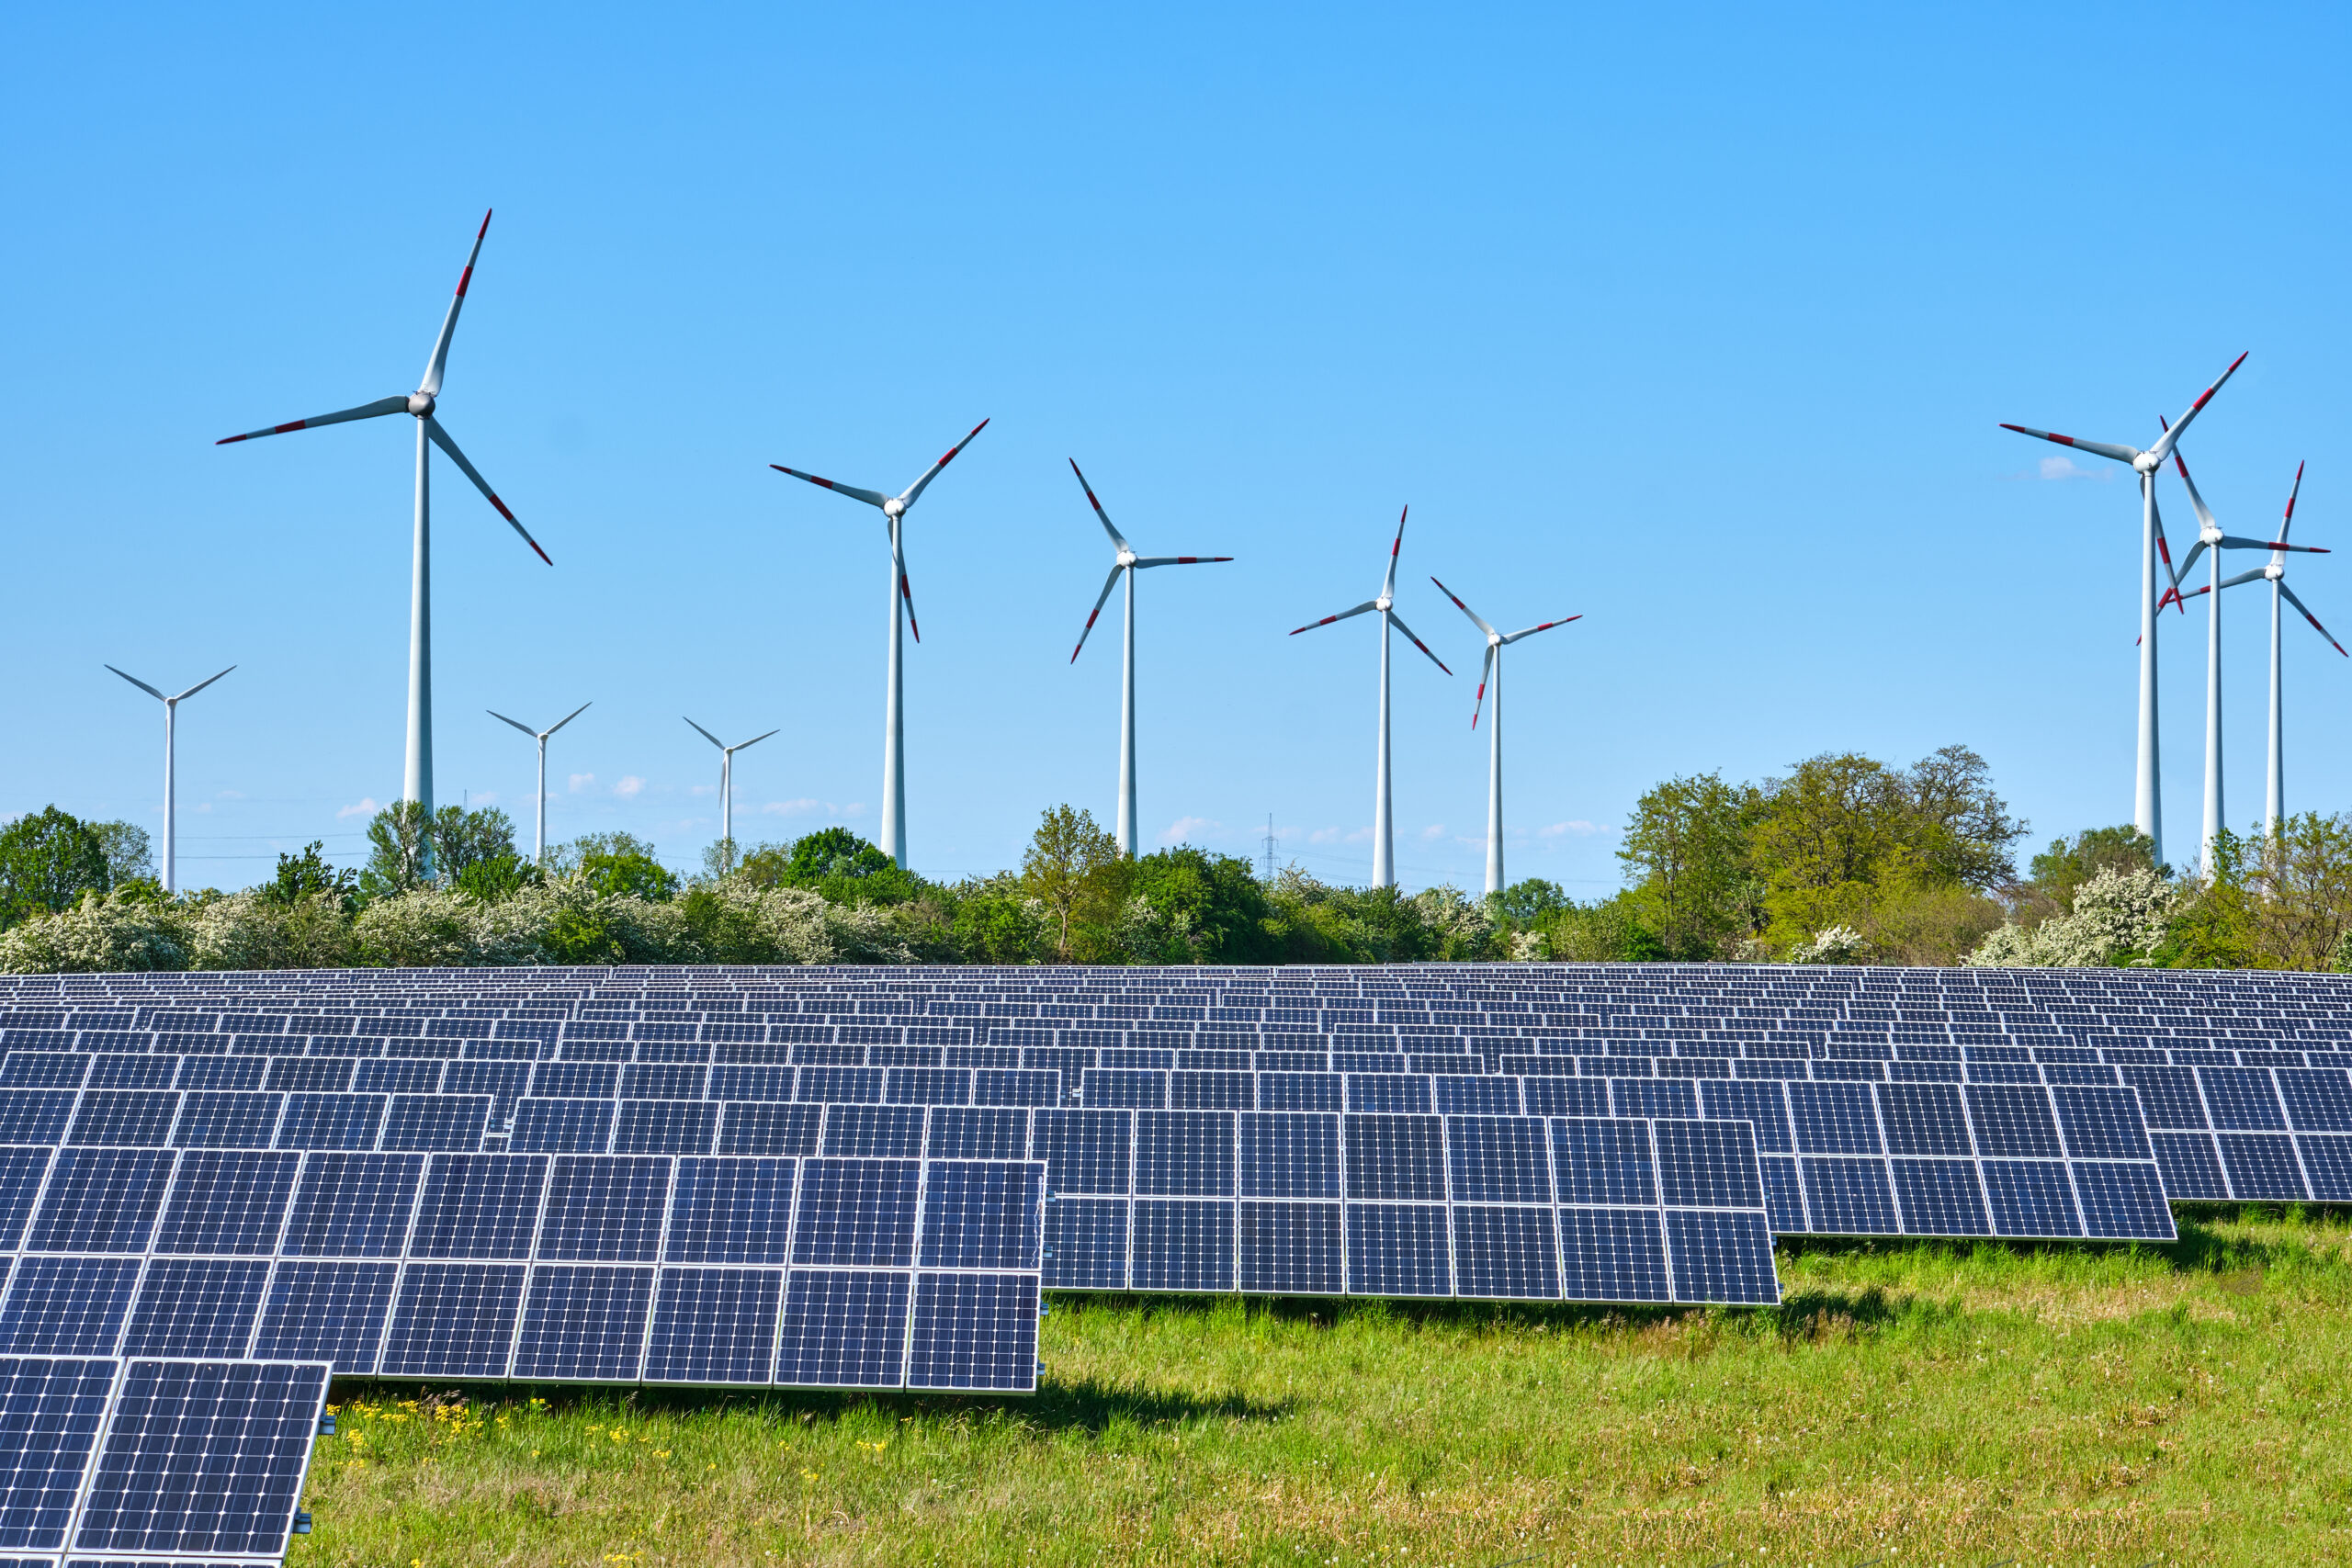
[{"xmin": 300, "ymin": 1208, "xmax": 2352, "ymax": 1567}]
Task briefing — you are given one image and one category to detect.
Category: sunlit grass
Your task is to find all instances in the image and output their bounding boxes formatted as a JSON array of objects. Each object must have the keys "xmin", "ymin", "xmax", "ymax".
[{"xmin": 296, "ymin": 1207, "xmax": 2352, "ymax": 1566}]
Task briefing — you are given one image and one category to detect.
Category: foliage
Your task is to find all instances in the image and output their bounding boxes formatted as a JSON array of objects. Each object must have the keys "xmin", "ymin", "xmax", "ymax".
[
  {"xmin": 453, "ymin": 853, "xmax": 537, "ymax": 904},
  {"xmin": 0, "ymin": 888, "xmax": 186, "ymax": 972},
  {"xmin": 2025, "ymin": 824, "xmax": 2159, "ymax": 915},
  {"xmin": 1120, "ymin": 848, "xmax": 1274, "ymax": 964},
  {"xmin": 431, "ymin": 805, "xmax": 518, "ymax": 883},
  {"xmin": 1616, "ymin": 772, "xmax": 1765, "ymax": 960},
  {"xmin": 0, "ymin": 807, "xmax": 113, "ymax": 928},
  {"xmin": 261, "ymin": 841, "xmax": 357, "ymax": 908},
  {"xmin": 90, "ymin": 820, "xmax": 153, "ymax": 888},
  {"xmin": 730, "ymin": 828, "xmax": 927, "ymax": 908},
  {"xmin": 186, "ymin": 888, "xmax": 357, "ymax": 971},
  {"xmin": 1020, "ymin": 807, "xmax": 1129, "ymax": 962},
  {"xmin": 358, "ymin": 803, "xmax": 433, "ymax": 899},
  {"xmin": 1785, "ymin": 922, "xmax": 1870, "ymax": 964},
  {"xmin": 1969, "ymin": 865, "xmax": 2178, "ymax": 968},
  {"xmin": 1526, "ymin": 890, "xmax": 1668, "ymax": 962}
]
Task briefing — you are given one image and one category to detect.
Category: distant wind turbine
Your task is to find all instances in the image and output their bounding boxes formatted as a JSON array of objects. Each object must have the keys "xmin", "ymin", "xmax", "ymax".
[
  {"xmin": 2158, "ymin": 449, "xmax": 2334, "ymax": 859},
  {"xmin": 105, "ymin": 664, "xmax": 234, "ymax": 895},
  {"xmin": 217, "ymin": 210, "xmax": 553, "ymax": 871},
  {"xmin": 1429, "ymin": 578, "xmax": 1580, "ymax": 897},
  {"xmin": 2000, "ymin": 352, "xmax": 2245, "ymax": 866},
  {"xmin": 771, "ymin": 420, "xmax": 989, "ymax": 870},
  {"xmin": 488, "ymin": 703, "xmax": 592, "ymax": 867},
  {"xmin": 685, "ymin": 719, "xmax": 779, "ymax": 866},
  {"xmin": 1066, "ymin": 460, "xmax": 1233, "ymax": 858},
  {"xmin": 1289, "ymin": 508, "xmax": 1451, "ymax": 888}
]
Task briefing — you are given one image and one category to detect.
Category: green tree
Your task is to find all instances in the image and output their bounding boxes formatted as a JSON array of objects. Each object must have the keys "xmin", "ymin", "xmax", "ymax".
[
  {"xmin": 431, "ymin": 806, "xmax": 517, "ymax": 882},
  {"xmin": 1123, "ymin": 848, "xmax": 1273, "ymax": 964},
  {"xmin": 1617, "ymin": 773, "xmax": 1765, "ymax": 960},
  {"xmin": 358, "ymin": 803, "xmax": 433, "ymax": 899},
  {"xmin": 454, "ymin": 853, "xmax": 536, "ymax": 903},
  {"xmin": 0, "ymin": 807, "xmax": 112, "ymax": 928},
  {"xmin": 1020, "ymin": 806, "xmax": 1128, "ymax": 961},
  {"xmin": 90, "ymin": 822, "xmax": 155, "ymax": 889},
  {"xmin": 261, "ymin": 842, "xmax": 357, "ymax": 908},
  {"xmin": 2028, "ymin": 826, "xmax": 2160, "ymax": 910},
  {"xmin": 581, "ymin": 849, "xmax": 680, "ymax": 902}
]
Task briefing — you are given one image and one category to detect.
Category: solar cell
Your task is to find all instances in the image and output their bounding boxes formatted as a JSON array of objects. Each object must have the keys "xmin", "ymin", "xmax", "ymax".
[
  {"xmin": 408, "ymin": 1154, "xmax": 548, "ymax": 1259},
  {"xmin": 770, "ymin": 1269, "xmax": 901, "ymax": 1388},
  {"xmin": 647, "ymin": 1267, "xmax": 784, "ymax": 1383},
  {"xmin": 0, "ymin": 1258, "xmax": 141, "ymax": 1355},
  {"xmin": 665, "ymin": 1157, "xmax": 796, "ymax": 1265},
  {"xmin": 118, "ymin": 1258, "xmax": 270, "ymax": 1357},
  {"xmin": 536, "ymin": 1156, "xmax": 670, "ymax": 1262},
  {"xmin": 513, "ymin": 1266, "xmax": 655, "ymax": 1382},
  {"xmin": 251, "ymin": 1260, "xmax": 399, "ymax": 1373},
  {"xmin": 379, "ymin": 1262, "xmax": 527, "ymax": 1377},
  {"xmin": 152, "ymin": 1150, "xmax": 299, "ymax": 1255},
  {"xmin": 906, "ymin": 1272, "xmax": 1038, "ymax": 1391},
  {"xmin": 0, "ymin": 1357, "xmax": 115, "ymax": 1552},
  {"xmin": 27, "ymin": 1148, "xmax": 175, "ymax": 1254}
]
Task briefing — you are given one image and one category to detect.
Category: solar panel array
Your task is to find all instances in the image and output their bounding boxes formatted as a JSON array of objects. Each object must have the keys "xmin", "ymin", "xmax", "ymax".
[
  {"xmin": 0, "ymin": 1353, "xmax": 326, "ymax": 1566},
  {"xmin": 3, "ymin": 958, "xmax": 2343, "ymax": 1329}
]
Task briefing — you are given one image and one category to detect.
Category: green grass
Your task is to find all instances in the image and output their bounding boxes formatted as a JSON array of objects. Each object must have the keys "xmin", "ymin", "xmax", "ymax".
[{"xmin": 299, "ymin": 1209, "xmax": 2352, "ymax": 1567}]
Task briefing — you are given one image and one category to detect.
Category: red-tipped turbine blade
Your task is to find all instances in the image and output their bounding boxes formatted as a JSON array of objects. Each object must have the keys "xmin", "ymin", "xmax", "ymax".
[
  {"xmin": 216, "ymin": 395, "xmax": 410, "ymax": 445},
  {"xmin": 1071, "ymin": 564, "xmax": 1123, "ymax": 663},
  {"xmin": 2278, "ymin": 580, "xmax": 2348, "ymax": 657},
  {"xmin": 1998, "ymin": 423, "xmax": 2141, "ymax": 466},
  {"xmin": 424, "ymin": 417, "xmax": 550, "ymax": 564},
  {"xmin": 899, "ymin": 418, "xmax": 990, "ymax": 508},
  {"xmin": 420, "ymin": 209, "xmax": 492, "ymax": 398},
  {"xmin": 1290, "ymin": 601, "xmax": 1378, "ymax": 636},
  {"xmin": 770, "ymin": 465, "xmax": 888, "ymax": 508}
]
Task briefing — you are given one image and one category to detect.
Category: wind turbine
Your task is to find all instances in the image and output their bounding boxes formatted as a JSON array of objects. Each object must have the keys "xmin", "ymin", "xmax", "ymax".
[
  {"xmin": 217, "ymin": 210, "xmax": 553, "ymax": 871},
  {"xmin": 1289, "ymin": 508, "xmax": 1452, "ymax": 888},
  {"xmin": 2000, "ymin": 352, "xmax": 2245, "ymax": 866},
  {"xmin": 771, "ymin": 420, "xmax": 989, "ymax": 870},
  {"xmin": 104, "ymin": 664, "xmax": 234, "ymax": 895},
  {"xmin": 487, "ymin": 702, "xmax": 592, "ymax": 867},
  {"xmin": 2157, "ymin": 450, "xmax": 2334, "ymax": 859},
  {"xmin": 685, "ymin": 719, "xmax": 779, "ymax": 869},
  {"xmin": 1066, "ymin": 460, "xmax": 1233, "ymax": 858},
  {"xmin": 1429, "ymin": 578, "xmax": 1580, "ymax": 897}
]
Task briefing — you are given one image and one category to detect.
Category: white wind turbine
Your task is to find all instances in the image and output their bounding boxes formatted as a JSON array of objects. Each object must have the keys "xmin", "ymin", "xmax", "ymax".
[
  {"xmin": 2000, "ymin": 352, "xmax": 2245, "ymax": 866},
  {"xmin": 2157, "ymin": 447, "xmax": 2334, "ymax": 859},
  {"xmin": 217, "ymin": 210, "xmax": 553, "ymax": 870},
  {"xmin": 1066, "ymin": 459, "xmax": 1234, "ymax": 858},
  {"xmin": 487, "ymin": 702, "xmax": 592, "ymax": 868},
  {"xmin": 104, "ymin": 664, "xmax": 234, "ymax": 895},
  {"xmin": 685, "ymin": 718, "xmax": 779, "ymax": 868},
  {"xmin": 771, "ymin": 420, "xmax": 989, "ymax": 870},
  {"xmin": 1289, "ymin": 508, "xmax": 1452, "ymax": 888},
  {"xmin": 1428, "ymin": 578, "xmax": 1580, "ymax": 897}
]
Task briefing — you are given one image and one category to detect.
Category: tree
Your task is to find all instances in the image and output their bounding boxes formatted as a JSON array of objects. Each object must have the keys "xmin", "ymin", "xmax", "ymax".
[
  {"xmin": 1899, "ymin": 744, "xmax": 2027, "ymax": 890},
  {"xmin": 1020, "ymin": 806, "xmax": 1127, "ymax": 961},
  {"xmin": 358, "ymin": 803, "xmax": 432, "ymax": 899},
  {"xmin": 261, "ymin": 842, "xmax": 357, "ymax": 908},
  {"xmin": 454, "ymin": 853, "xmax": 536, "ymax": 903},
  {"xmin": 0, "ymin": 807, "xmax": 112, "ymax": 928},
  {"xmin": 1617, "ymin": 773, "xmax": 1765, "ymax": 960},
  {"xmin": 90, "ymin": 822, "xmax": 154, "ymax": 889},
  {"xmin": 2025, "ymin": 826, "xmax": 2160, "ymax": 917},
  {"xmin": 1123, "ymin": 847, "xmax": 1273, "ymax": 964},
  {"xmin": 431, "ymin": 806, "xmax": 517, "ymax": 882},
  {"xmin": 580, "ymin": 848, "xmax": 680, "ymax": 902}
]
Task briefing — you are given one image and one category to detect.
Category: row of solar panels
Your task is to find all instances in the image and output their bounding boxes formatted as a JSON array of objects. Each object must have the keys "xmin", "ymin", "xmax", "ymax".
[
  {"xmin": 0, "ymin": 1355, "xmax": 326, "ymax": 1566},
  {"xmin": 0, "ymin": 1146, "xmax": 1044, "ymax": 1393}
]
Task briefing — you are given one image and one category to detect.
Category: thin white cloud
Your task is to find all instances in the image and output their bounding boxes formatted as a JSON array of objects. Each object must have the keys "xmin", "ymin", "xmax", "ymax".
[
  {"xmin": 614, "ymin": 776, "xmax": 646, "ymax": 799},
  {"xmin": 761, "ymin": 799, "xmax": 827, "ymax": 816},
  {"xmin": 215, "ymin": 789, "xmax": 245, "ymax": 800},
  {"xmin": 1161, "ymin": 816, "xmax": 1218, "ymax": 845},
  {"xmin": 688, "ymin": 784, "xmax": 715, "ymax": 797},
  {"xmin": 1342, "ymin": 827, "xmax": 1373, "ymax": 845},
  {"xmin": 1538, "ymin": 820, "xmax": 1599, "ymax": 838},
  {"xmin": 567, "ymin": 773, "xmax": 595, "ymax": 794},
  {"xmin": 196, "ymin": 801, "xmax": 211, "ymax": 814},
  {"xmin": 842, "ymin": 803, "xmax": 867, "ymax": 818},
  {"xmin": 1309, "ymin": 827, "xmax": 1342, "ymax": 845},
  {"xmin": 2004, "ymin": 456, "xmax": 2114, "ymax": 483},
  {"xmin": 1420, "ymin": 824, "xmax": 1446, "ymax": 840},
  {"xmin": 336, "ymin": 797, "xmax": 380, "ymax": 820}
]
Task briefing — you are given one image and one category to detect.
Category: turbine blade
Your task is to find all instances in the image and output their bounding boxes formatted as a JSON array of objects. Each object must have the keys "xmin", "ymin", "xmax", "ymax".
[
  {"xmin": 1380, "ymin": 505, "xmax": 1408, "ymax": 601},
  {"xmin": 770, "ymin": 464, "xmax": 888, "ymax": 509},
  {"xmin": 216, "ymin": 395, "xmax": 409, "ymax": 445},
  {"xmin": 2163, "ymin": 429, "xmax": 2222, "ymax": 539},
  {"xmin": 1289, "ymin": 601, "xmax": 1379, "ymax": 636},
  {"xmin": 1132, "ymin": 555, "xmax": 1232, "ymax": 568},
  {"xmin": 735, "ymin": 728, "xmax": 781, "ymax": 752},
  {"xmin": 171, "ymin": 665, "xmax": 236, "ymax": 703},
  {"xmin": 1071, "ymin": 564, "xmax": 1125, "ymax": 663},
  {"xmin": 2173, "ymin": 538, "xmax": 2209, "ymax": 587},
  {"xmin": 104, "ymin": 665, "xmax": 166, "ymax": 702},
  {"xmin": 2144, "ymin": 351, "xmax": 2248, "ymax": 465},
  {"xmin": 1429, "ymin": 575, "xmax": 1499, "ymax": 638},
  {"xmin": 419, "ymin": 209, "xmax": 491, "ymax": 398},
  {"xmin": 2220, "ymin": 536, "xmax": 2327, "ymax": 554},
  {"xmin": 899, "ymin": 418, "xmax": 989, "ymax": 509},
  {"xmin": 2277, "ymin": 460, "xmax": 2305, "ymax": 555},
  {"xmin": 2278, "ymin": 580, "xmax": 2349, "ymax": 657},
  {"xmin": 1471, "ymin": 645, "xmax": 1494, "ymax": 729},
  {"xmin": 1385, "ymin": 609, "xmax": 1453, "ymax": 676},
  {"xmin": 897, "ymin": 539, "xmax": 922, "ymax": 643},
  {"xmin": 545, "ymin": 700, "xmax": 593, "ymax": 737},
  {"xmin": 489, "ymin": 709, "xmax": 540, "ymax": 738},
  {"xmin": 2216, "ymin": 567, "xmax": 2269, "ymax": 590},
  {"xmin": 2151, "ymin": 479, "xmax": 2184, "ymax": 611},
  {"xmin": 1068, "ymin": 459, "xmax": 1130, "ymax": 553},
  {"xmin": 684, "ymin": 716, "xmax": 725, "ymax": 750},
  {"xmin": 1501, "ymin": 615, "xmax": 1582, "ymax": 644},
  {"xmin": 1998, "ymin": 423, "xmax": 2141, "ymax": 466},
  {"xmin": 423, "ymin": 417, "xmax": 552, "ymax": 564}
]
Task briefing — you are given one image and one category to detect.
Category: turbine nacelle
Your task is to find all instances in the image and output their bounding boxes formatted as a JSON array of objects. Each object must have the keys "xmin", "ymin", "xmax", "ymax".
[
  {"xmin": 1375, "ymin": 595, "xmax": 1393, "ymax": 612},
  {"xmin": 1115, "ymin": 547, "xmax": 1136, "ymax": 569},
  {"xmin": 2132, "ymin": 450, "xmax": 2161, "ymax": 475},
  {"xmin": 406, "ymin": 391, "xmax": 436, "ymax": 417},
  {"xmin": 883, "ymin": 497, "xmax": 906, "ymax": 520}
]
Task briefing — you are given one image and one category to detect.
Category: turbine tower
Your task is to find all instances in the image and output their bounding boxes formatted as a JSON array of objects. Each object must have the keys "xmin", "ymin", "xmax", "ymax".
[
  {"xmin": 1066, "ymin": 459, "xmax": 1233, "ymax": 857},
  {"xmin": 217, "ymin": 210, "xmax": 553, "ymax": 870},
  {"xmin": 2000, "ymin": 352, "xmax": 2245, "ymax": 866},
  {"xmin": 771, "ymin": 420, "xmax": 989, "ymax": 870},
  {"xmin": 104, "ymin": 664, "xmax": 234, "ymax": 896},
  {"xmin": 685, "ymin": 718, "xmax": 779, "ymax": 869},
  {"xmin": 1289, "ymin": 508, "xmax": 1451, "ymax": 888},
  {"xmin": 2160, "ymin": 453, "xmax": 2333, "ymax": 860},
  {"xmin": 488, "ymin": 702, "xmax": 592, "ymax": 867},
  {"xmin": 1429, "ymin": 578, "xmax": 1580, "ymax": 897}
]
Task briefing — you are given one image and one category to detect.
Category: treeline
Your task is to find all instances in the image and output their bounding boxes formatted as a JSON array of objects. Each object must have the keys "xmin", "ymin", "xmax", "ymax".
[{"xmin": 10, "ymin": 741, "xmax": 2352, "ymax": 971}]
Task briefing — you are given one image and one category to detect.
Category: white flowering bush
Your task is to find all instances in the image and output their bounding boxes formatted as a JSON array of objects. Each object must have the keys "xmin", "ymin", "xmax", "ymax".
[
  {"xmin": 0, "ymin": 892, "xmax": 189, "ymax": 973},
  {"xmin": 1967, "ymin": 866, "xmax": 2177, "ymax": 968},
  {"xmin": 184, "ymin": 891, "xmax": 357, "ymax": 971},
  {"xmin": 1786, "ymin": 923, "xmax": 1870, "ymax": 965}
]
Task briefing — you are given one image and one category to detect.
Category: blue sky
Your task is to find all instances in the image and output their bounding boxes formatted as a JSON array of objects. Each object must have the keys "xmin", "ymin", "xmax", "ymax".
[{"xmin": 5, "ymin": 4, "xmax": 2347, "ymax": 892}]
